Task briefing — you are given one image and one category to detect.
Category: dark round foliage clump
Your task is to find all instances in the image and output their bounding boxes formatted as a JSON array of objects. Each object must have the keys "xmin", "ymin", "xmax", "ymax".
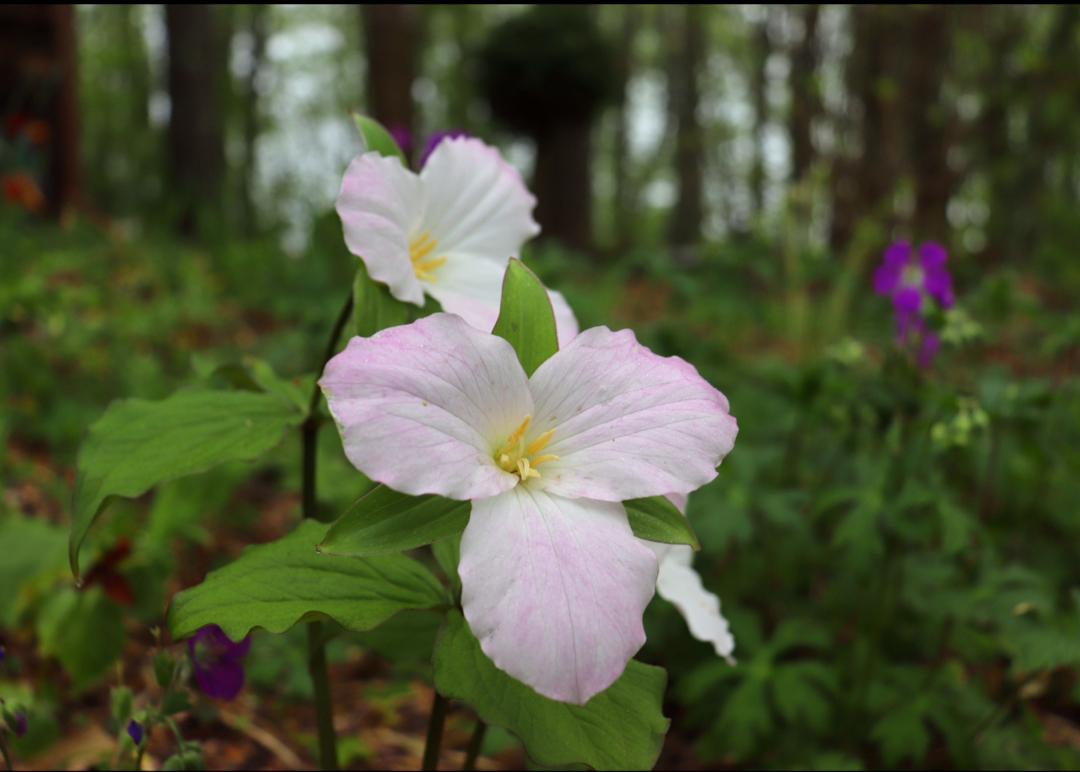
[{"xmin": 479, "ymin": 6, "xmax": 618, "ymax": 136}]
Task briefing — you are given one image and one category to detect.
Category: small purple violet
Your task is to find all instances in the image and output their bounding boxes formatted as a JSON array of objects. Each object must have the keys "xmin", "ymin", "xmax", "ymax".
[
  {"xmin": 388, "ymin": 124, "xmax": 413, "ymax": 158},
  {"xmin": 188, "ymin": 625, "xmax": 251, "ymax": 701},
  {"xmin": 420, "ymin": 129, "xmax": 469, "ymax": 168},
  {"xmin": 127, "ymin": 719, "xmax": 144, "ymax": 746},
  {"xmin": 874, "ymin": 240, "xmax": 954, "ymax": 367},
  {"xmin": 13, "ymin": 712, "xmax": 26, "ymax": 739}
]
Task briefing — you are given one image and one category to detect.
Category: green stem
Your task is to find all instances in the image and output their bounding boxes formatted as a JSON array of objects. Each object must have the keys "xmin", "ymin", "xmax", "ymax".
[
  {"xmin": 463, "ymin": 720, "xmax": 486, "ymax": 771},
  {"xmin": 421, "ymin": 692, "xmax": 449, "ymax": 771},
  {"xmin": 299, "ymin": 291, "xmax": 352, "ymax": 772},
  {"xmin": 0, "ymin": 731, "xmax": 13, "ymax": 772}
]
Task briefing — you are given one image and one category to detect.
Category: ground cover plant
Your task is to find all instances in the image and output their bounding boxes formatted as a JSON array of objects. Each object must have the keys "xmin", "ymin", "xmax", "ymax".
[{"xmin": 4, "ymin": 5, "xmax": 1080, "ymax": 771}]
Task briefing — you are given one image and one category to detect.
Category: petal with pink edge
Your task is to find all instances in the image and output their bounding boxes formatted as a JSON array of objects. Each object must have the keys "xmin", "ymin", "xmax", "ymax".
[
  {"xmin": 319, "ymin": 314, "xmax": 531, "ymax": 500},
  {"xmin": 420, "ymin": 137, "xmax": 540, "ymax": 266},
  {"xmin": 460, "ymin": 488, "xmax": 657, "ymax": 705},
  {"xmin": 645, "ymin": 542, "xmax": 735, "ymax": 661},
  {"xmin": 336, "ymin": 153, "xmax": 426, "ymax": 306},
  {"xmin": 527, "ymin": 326, "xmax": 738, "ymax": 502}
]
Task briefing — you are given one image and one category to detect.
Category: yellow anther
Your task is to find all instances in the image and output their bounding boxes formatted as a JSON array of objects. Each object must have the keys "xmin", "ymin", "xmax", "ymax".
[
  {"xmin": 495, "ymin": 416, "xmax": 559, "ymax": 482},
  {"xmin": 410, "ymin": 232, "xmax": 446, "ymax": 282}
]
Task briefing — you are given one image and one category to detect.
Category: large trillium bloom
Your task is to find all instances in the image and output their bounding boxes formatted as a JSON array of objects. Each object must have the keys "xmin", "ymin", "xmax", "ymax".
[
  {"xmin": 337, "ymin": 136, "xmax": 578, "ymax": 346},
  {"xmin": 321, "ymin": 314, "xmax": 737, "ymax": 704},
  {"xmin": 646, "ymin": 493, "xmax": 735, "ymax": 662}
]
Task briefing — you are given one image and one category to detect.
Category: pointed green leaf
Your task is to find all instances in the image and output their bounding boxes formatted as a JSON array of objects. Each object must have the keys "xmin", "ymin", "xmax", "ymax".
[
  {"xmin": 491, "ymin": 259, "xmax": 559, "ymax": 377},
  {"xmin": 318, "ymin": 485, "xmax": 470, "ymax": 557},
  {"xmin": 168, "ymin": 521, "xmax": 447, "ymax": 642},
  {"xmin": 354, "ymin": 260, "xmax": 410, "ymax": 338},
  {"xmin": 433, "ymin": 610, "xmax": 669, "ymax": 770},
  {"xmin": 70, "ymin": 390, "xmax": 304, "ymax": 577},
  {"xmin": 349, "ymin": 111, "xmax": 408, "ymax": 165},
  {"xmin": 625, "ymin": 496, "xmax": 700, "ymax": 550}
]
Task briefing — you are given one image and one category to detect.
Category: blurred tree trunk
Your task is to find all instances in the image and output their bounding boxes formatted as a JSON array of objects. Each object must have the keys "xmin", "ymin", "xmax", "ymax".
[
  {"xmin": 668, "ymin": 4, "xmax": 706, "ymax": 253},
  {"xmin": 789, "ymin": 4, "xmax": 820, "ymax": 182},
  {"xmin": 612, "ymin": 4, "xmax": 641, "ymax": 252},
  {"xmin": 361, "ymin": 4, "xmax": 420, "ymax": 163},
  {"xmin": 240, "ymin": 4, "xmax": 269, "ymax": 236},
  {"xmin": 49, "ymin": 4, "xmax": 80, "ymax": 217},
  {"xmin": 166, "ymin": 4, "xmax": 226, "ymax": 236},
  {"xmin": 534, "ymin": 119, "xmax": 593, "ymax": 254},
  {"xmin": 749, "ymin": 6, "xmax": 773, "ymax": 219},
  {"xmin": 906, "ymin": 6, "xmax": 956, "ymax": 243}
]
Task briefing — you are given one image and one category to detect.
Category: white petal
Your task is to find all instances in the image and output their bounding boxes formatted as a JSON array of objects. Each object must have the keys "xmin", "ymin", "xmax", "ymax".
[
  {"xmin": 548, "ymin": 288, "xmax": 580, "ymax": 348},
  {"xmin": 646, "ymin": 542, "xmax": 735, "ymax": 661},
  {"xmin": 319, "ymin": 314, "xmax": 531, "ymax": 500},
  {"xmin": 336, "ymin": 152, "xmax": 426, "ymax": 306},
  {"xmin": 419, "ymin": 137, "xmax": 539, "ymax": 266},
  {"xmin": 528, "ymin": 326, "xmax": 739, "ymax": 501},
  {"xmin": 460, "ymin": 488, "xmax": 657, "ymax": 705}
]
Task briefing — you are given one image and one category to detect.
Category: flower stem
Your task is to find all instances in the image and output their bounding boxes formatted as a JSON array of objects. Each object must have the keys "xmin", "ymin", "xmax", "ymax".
[
  {"xmin": 299, "ymin": 292, "xmax": 353, "ymax": 771},
  {"xmin": 0, "ymin": 731, "xmax": 13, "ymax": 772},
  {"xmin": 421, "ymin": 692, "xmax": 449, "ymax": 771},
  {"xmin": 463, "ymin": 719, "xmax": 486, "ymax": 771}
]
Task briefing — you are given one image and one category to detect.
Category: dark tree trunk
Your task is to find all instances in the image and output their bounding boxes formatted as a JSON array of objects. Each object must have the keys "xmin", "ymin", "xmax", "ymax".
[
  {"xmin": 361, "ymin": 4, "xmax": 420, "ymax": 163},
  {"xmin": 49, "ymin": 4, "xmax": 80, "ymax": 216},
  {"xmin": 166, "ymin": 4, "xmax": 226, "ymax": 236},
  {"xmin": 668, "ymin": 4, "xmax": 706, "ymax": 252},
  {"xmin": 749, "ymin": 9, "xmax": 771, "ymax": 219},
  {"xmin": 789, "ymin": 4, "xmax": 820, "ymax": 182},
  {"xmin": 534, "ymin": 119, "xmax": 593, "ymax": 254},
  {"xmin": 240, "ymin": 4, "xmax": 269, "ymax": 236},
  {"xmin": 612, "ymin": 5, "xmax": 641, "ymax": 251}
]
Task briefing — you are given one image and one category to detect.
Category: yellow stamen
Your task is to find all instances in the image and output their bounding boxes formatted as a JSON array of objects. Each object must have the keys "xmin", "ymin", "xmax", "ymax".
[
  {"xmin": 495, "ymin": 416, "xmax": 559, "ymax": 482},
  {"xmin": 409, "ymin": 232, "xmax": 446, "ymax": 282}
]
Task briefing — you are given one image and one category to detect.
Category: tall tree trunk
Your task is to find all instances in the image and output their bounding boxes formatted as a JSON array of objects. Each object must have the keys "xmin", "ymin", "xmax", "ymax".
[
  {"xmin": 166, "ymin": 4, "xmax": 226, "ymax": 236},
  {"xmin": 789, "ymin": 4, "xmax": 820, "ymax": 182},
  {"xmin": 749, "ymin": 7, "xmax": 773, "ymax": 220},
  {"xmin": 49, "ymin": 4, "xmax": 81, "ymax": 217},
  {"xmin": 240, "ymin": 4, "xmax": 268, "ymax": 236},
  {"xmin": 534, "ymin": 119, "xmax": 593, "ymax": 254},
  {"xmin": 612, "ymin": 5, "xmax": 641, "ymax": 251},
  {"xmin": 668, "ymin": 4, "xmax": 706, "ymax": 253},
  {"xmin": 361, "ymin": 4, "xmax": 420, "ymax": 163}
]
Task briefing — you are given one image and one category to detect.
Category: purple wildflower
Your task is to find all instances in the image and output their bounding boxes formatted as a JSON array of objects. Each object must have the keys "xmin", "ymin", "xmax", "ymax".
[
  {"xmin": 388, "ymin": 125, "xmax": 413, "ymax": 158},
  {"xmin": 13, "ymin": 712, "xmax": 26, "ymax": 739},
  {"xmin": 127, "ymin": 719, "xmax": 144, "ymax": 746},
  {"xmin": 420, "ymin": 130, "xmax": 469, "ymax": 168},
  {"xmin": 188, "ymin": 625, "xmax": 252, "ymax": 701},
  {"xmin": 874, "ymin": 240, "xmax": 954, "ymax": 367},
  {"xmin": 0, "ymin": 646, "xmax": 5, "ymax": 665}
]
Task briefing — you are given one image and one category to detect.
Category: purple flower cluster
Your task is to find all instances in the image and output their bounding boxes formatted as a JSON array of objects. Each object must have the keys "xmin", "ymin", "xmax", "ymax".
[
  {"xmin": 188, "ymin": 625, "xmax": 251, "ymax": 701},
  {"xmin": 873, "ymin": 240, "xmax": 954, "ymax": 367}
]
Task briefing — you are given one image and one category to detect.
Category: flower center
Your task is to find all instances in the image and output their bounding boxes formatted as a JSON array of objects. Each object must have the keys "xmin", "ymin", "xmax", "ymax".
[
  {"xmin": 495, "ymin": 415, "xmax": 559, "ymax": 482},
  {"xmin": 410, "ymin": 232, "xmax": 447, "ymax": 282},
  {"xmin": 901, "ymin": 264, "xmax": 924, "ymax": 289}
]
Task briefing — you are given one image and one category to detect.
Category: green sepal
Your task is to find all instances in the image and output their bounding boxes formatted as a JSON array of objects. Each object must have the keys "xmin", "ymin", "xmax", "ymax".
[
  {"xmin": 354, "ymin": 260, "xmax": 410, "ymax": 338},
  {"xmin": 153, "ymin": 651, "xmax": 176, "ymax": 689},
  {"xmin": 167, "ymin": 521, "xmax": 446, "ymax": 642},
  {"xmin": 432, "ymin": 610, "xmax": 670, "ymax": 770},
  {"xmin": 625, "ymin": 496, "xmax": 700, "ymax": 550},
  {"xmin": 319, "ymin": 485, "xmax": 470, "ymax": 557},
  {"xmin": 110, "ymin": 687, "xmax": 134, "ymax": 723},
  {"xmin": 160, "ymin": 689, "xmax": 192, "ymax": 716},
  {"xmin": 349, "ymin": 111, "xmax": 408, "ymax": 165},
  {"xmin": 491, "ymin": 258, "xmax": 559, "ymax": 377},
  {"xmin": 69, "ymin": 389, "xmax": 304, "ymax": 577}
]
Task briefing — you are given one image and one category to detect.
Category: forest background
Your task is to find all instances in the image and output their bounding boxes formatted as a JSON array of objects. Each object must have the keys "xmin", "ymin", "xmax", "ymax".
[{"xmin": 2, "ymin": 4, "xmax": 1080, "ymax": 770}]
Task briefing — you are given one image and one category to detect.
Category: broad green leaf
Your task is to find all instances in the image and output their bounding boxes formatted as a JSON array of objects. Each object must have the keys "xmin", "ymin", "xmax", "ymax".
[
  {"xmin": 168, "ymin": 521, "xmax": 446, "ymax": 642},
  {"xmin": 871, "ymin": 704, "xmax": 931, "ymax": 768},
  {"xmin": 350, "ymin": 111, "xmax": 408, "ymax": 165},
  {"xmin": 37, "ymin": 586, "xmax": 125, "ymax": 692},
  {"xmin": 624, "ymin": 496, "xmax": 699, "ymax": 550},
  {"xmin": 70, "ymin": 389, "xmax": 304, "ymax": 576},
  {"xmin": 433, "ymin": 610, "xmax": 669, "ymax": 770},
  {"xmin": 354, "ymin": 260, "xmax": 410, "ymax": 338},
  {"xmin": 318, "ymin": 485, "xmax": 470, "ymax": 557},
  {"xmin": 0, "ymin": 516, "xmax": 67, "ymax": 627},
  {"xmin": 491, "ymin": 259, "xmax": 559, "ymax": 377}
]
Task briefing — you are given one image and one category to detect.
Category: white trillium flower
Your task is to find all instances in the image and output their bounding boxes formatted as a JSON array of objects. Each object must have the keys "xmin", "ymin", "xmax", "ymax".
[
  {"xmin": 336, "ymin": 136, "xmax": 579, "ymax": 346},
  {"xmin": 648, "ymin": 492, "xmax": 735, "ymax": 662}
]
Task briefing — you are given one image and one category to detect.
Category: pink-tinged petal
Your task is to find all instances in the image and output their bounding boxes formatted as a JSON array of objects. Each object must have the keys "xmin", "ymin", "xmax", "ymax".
[
  {"xmin": 527, "ymin": 327, "xmax": 738, "ymax": 501},
  {"xmin": 420, "ymin": 137, "xmax": 540, "ymax": 266},
  {"xmin": 460, "ymin": 488, "xmax": 657, "ymax": 705},
  {"xmin": 336, "ymin": 153, "xmax": 426, "ymax": 306},
  {"xmin": 644, "ymin": 542, "xmax": 735, "ymax": 661},
  {"xmin": 548, "ymin": 288, "xmax": 580, "ymax": 348},
  {"xmin": 320, "ymin": 314, "xmax": 531, "ymax": 500},
  {"xmin": 664, "ymin": 492, "xmax": 689, "ymax": 514}
]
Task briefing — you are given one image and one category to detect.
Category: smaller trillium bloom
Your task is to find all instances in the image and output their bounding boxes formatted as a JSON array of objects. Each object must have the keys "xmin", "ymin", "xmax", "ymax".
[
  {"xmin": 336, "ymin": 136, "xmax": 578, "ymax": 346},
  {"xmin": 645, "ymin": 493, "xmax": 735, "ymax": 662},
  {"xmin": 127, "ymin": 719, "xmax": 144, "ymax": 746},
  {"xmin": 321, "ymin": 314, "xmax": 737, "ymax": 704},
  {"xmin": 188, "ymin": 625, "xmax": 252, "ymax": 701}
]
